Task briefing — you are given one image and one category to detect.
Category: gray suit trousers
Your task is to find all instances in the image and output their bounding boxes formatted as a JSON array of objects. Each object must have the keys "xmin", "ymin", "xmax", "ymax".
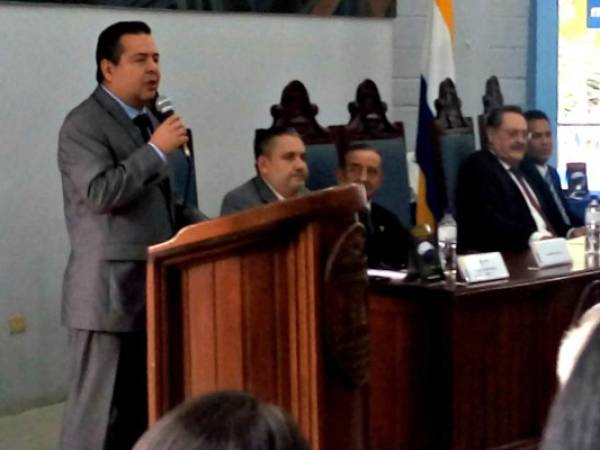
[{"xmin": 60, "ymin": 330, "xmax": 147, "ymax": 450}]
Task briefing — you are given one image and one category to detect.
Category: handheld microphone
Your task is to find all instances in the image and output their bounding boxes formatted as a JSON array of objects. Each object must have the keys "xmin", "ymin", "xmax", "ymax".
[{"xmin": 154, "ymin": 95, "xmax": 191, "ymax": 158}]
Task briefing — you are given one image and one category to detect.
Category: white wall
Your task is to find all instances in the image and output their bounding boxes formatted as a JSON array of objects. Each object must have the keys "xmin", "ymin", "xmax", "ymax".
[
  {"xmin": 1, "ymin": 4, "xmax": 393, "ymax": 215},
  {"xmin": 0, "ymin": 0, "xmax": 533, "ymax": 415},
  {"xmin": 392, "ymin": 0, "xmax": 531, "ymax": 188},
  {"xmin": 0, "ymin": 3, "xmax": 392, "ymax": 413}
]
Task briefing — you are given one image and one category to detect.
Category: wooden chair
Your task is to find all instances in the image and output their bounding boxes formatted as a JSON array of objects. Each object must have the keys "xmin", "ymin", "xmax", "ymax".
[
  {"xmin": 334, "ymin": 79, "xmax": 413, "ymax": 227},
  {"xmin": 433, "ymin": 78, "xmax": 477, "ymax": 217},
  {"xmin": 478, "ymin": 75, "xmax": 504, "ymax": 151},
  {"xmin": 269, "ymin": 80, "xmax": 338, "ymax": 191}
]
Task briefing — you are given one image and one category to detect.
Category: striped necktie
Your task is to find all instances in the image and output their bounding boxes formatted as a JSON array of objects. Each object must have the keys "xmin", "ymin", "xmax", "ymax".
[{"xmin": 510, "ymin": 168, "xmax": 556, "ymax": 236}]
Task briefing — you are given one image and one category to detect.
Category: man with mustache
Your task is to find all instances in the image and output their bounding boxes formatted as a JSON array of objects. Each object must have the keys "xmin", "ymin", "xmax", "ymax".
[
  {"xmin": 221, "ymin": 127, "xmax": 309, "ymax": 214},
  {"xmin": 336, "ymin": 143, "xmax": 411, "ymax": 269},
  {"xmin": 58, "ymin": 21, "xmax": 196, "ymax": 450},
  {"xmin": 456, "ymin": 105, "xmax": 567, "ymax": 253}
]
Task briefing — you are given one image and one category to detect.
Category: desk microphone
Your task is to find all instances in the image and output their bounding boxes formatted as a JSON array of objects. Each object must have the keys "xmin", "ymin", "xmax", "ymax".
[
  {"xmin": 404, "ymin": 225, "xmax": 445, "ymax": 282},
  {"xmin": 154, "ymin": 95, "xmax": 191, "ymax": 158}
]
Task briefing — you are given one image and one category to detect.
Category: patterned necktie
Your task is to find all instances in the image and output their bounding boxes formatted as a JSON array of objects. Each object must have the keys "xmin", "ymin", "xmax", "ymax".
[
  {"xmin": 510, "ymin": 168, "xmax": 556, "ymax": 235},
  {"xmin": 545, "ymin": 169, "xmax": 571, "ymax": 226},
  {"xmin": 133, "ymin": 113, "xmax": 153, "ymax": 142}
]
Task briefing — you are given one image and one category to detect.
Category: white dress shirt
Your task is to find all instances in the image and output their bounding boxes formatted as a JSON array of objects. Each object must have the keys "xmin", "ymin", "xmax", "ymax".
[{"xmin": 492, "ymin": 153, "xmax": 552, "ymax": 242}]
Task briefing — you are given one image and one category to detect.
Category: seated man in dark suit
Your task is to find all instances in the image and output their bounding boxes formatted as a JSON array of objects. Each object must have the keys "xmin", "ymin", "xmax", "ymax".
[
  {"xmin": 521, "ymin": 109, "xmax": 584, "ymax": 237},
  {"xmin": 221, "ymin": 127, "xmax": 309, "ymax": 214},
  {"xmin": 337, "ymin": 143, "xmax": 411, "ymax": 269},
  {"xmin": 456, "ymin": 105, "xmax": 569, "ymax": 253}
]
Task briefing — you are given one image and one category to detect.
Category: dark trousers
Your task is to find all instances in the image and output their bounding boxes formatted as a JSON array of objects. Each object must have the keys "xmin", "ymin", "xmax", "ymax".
[{"xmin": 60, "ymin": 329, "xmax": 147, "ymax": 450}]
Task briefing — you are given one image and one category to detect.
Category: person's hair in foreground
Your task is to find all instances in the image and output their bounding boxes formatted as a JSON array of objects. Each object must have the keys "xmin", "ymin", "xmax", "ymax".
[
  {"xmin": 133, "ymin": 390, "xmax": 310, "ymax": 450},
  {"xmin": 541, "ymin": 322, "xmax": 600, "ymax": 450}
]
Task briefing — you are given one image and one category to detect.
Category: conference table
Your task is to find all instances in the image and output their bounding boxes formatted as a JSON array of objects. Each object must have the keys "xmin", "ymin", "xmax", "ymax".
[{"xmin": 367, "ymin": 251, "xmax": 599, "ymax": 450}]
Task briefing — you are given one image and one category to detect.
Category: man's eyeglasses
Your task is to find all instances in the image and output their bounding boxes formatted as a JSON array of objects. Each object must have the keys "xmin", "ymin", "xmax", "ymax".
[{"xmin": 499, "ymin": 128, "xmax": 530, "ymax": 140}]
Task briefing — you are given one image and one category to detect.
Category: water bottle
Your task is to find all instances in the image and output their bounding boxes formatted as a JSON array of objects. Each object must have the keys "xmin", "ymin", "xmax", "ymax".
[
  {"xmin": 585, "ymin": 196, "xmax": 600, "ymax": 259},
  {"xmin": 437, "ymin": 212, "xmax": 458, "ymax": 278}
]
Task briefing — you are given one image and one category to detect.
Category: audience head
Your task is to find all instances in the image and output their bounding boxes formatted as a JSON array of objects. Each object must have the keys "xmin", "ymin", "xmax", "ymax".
[
  {"xmin": 524, "ymin": 109, "xmax": 553, "ymax": 165},
  {"xmin": 486, "ymin": 105, "xmax": 527, "ymax": 168},
  {"xmin": 96, "ymin": 21, "xmax": 159, "ymax": 109},
  {"xmin": 133, "ymin": 390, "xmax": 310, "ymax": 450},
  {"xmin": 541, "ymin": 321, "xmax": 600, "ymax": 450},
  {"xmin": 254, "ymin": 127, "xmax": 308, "ymax": 199},
  {"xmin": 557, "ymin": 303, "xmax": 600, "ymax": 386},
  {"xmin": 337, "ymin": 144, "xmax": 383, "ymax": 200}
]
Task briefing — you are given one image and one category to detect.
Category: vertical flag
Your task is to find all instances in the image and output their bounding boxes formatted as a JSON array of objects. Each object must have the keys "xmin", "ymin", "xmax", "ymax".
[{"xmin": 415, "ymin": 0, "xmax": 456, "ymax": 226}]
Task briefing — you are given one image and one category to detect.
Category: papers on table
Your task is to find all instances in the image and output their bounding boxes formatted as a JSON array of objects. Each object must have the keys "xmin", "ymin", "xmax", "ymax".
[{"xmin": 367, "ymin": 269, "xmax": 407, "ymax": 283}]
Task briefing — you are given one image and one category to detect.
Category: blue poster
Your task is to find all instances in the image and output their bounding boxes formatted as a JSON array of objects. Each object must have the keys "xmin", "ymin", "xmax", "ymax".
[{"xmin": 588, "ymin": 0, "xmax": 600, "ymax": 27}]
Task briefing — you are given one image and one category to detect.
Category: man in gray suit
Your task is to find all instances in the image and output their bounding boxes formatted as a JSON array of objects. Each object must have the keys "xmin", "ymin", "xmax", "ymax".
[
  {"xmin": 58, "ymin": 22, "xmax": 193, "ymax": 450},
  {"xmin": 220, "ymin": 127, "xmax": 308, "ymax": 214}
]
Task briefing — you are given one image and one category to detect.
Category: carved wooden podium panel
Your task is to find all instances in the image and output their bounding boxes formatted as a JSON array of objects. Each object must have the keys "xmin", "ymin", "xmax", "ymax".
[{"xmin": 146, "ymin": 186, "xmax": 368, "ymax": 450}]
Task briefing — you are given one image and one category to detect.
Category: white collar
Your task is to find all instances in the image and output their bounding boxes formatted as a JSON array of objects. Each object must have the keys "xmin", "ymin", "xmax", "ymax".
[
  {"xmin": 489, "ymin": 149, "xmax": 513, "ymax": 171},
  {"xmin": 100, "ymin": 85, "xmax": 147, "ymax": 119},
  {"xmin": 536, "ymin": 163, "xmax": 549, "ymax": 177},
  {"xmin": 261, "ymin": 178, "xmax": 286, "ymax": 201}
]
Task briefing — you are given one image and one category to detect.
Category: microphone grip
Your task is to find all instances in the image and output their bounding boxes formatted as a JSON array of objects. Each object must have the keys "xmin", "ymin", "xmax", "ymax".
[{"xmin": 155, "ymin": 104, "xmax": 191, "ymax": 158}]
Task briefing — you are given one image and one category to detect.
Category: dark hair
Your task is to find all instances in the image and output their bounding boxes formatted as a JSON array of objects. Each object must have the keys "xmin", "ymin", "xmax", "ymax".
[
  {"xmin": 254, "ymin": 127, "xmax": 301, "ymax": 160},
  {"xmin": 339, "ymin": 143, "xmax": 381, "ymax": 169},
  {"xmin": 541, "ymin": 323, "xmax": 600, "ymax": 450},
  {"xmin": 486, "ymin": 105, "xmax": 524, "ymax": 129},
  {"xmin": 524, "ymin": 109, "xmax": 550, "ymax": 123},
  {"xmin": 133, "ymin": 391, "xmax": 310, "ymax": 450},
  {"xmin": 96, "ymin": 21, "xmax": 151, "ymax": 84}
]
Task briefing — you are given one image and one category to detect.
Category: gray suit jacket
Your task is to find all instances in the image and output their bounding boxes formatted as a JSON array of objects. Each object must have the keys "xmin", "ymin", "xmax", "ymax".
[
  {"xmin": 58, "ymin": 86, "xmax": 175, "ymax": 332},
  {"xmin": 220, "ymin": 176, "xmax": 278, "ymax": 215}
]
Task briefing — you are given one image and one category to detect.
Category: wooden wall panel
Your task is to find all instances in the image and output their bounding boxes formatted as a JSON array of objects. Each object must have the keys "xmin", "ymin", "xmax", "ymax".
[
  {"xmin": 241, "ymin": 247, "xmax": 283, "ymax": 403},
  {"xmin": 368, "ymin": 263, "xmax": 597, "ymax": 450},
  {"xmin": 290, "ymin": 226, "xmax": 321, "ymax": 447},
  {"xmin": 214, "ymin": 258, "xmax": 244, "ymax": 389},
  {"xmin": 367, "ymin": 293, "xmax": 442, "ymax": 450},
  {"xmin": 450, "ymin": 284, "xmax": 574, "ymax": 450},
  {"xmin": 185, "ymin": 263, "xmax": 216, "ymax": 396}
]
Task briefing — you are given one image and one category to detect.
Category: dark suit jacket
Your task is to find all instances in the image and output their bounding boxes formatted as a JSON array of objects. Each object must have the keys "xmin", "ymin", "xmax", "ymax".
[
  {"xmin": 363, "ymin": 202, "xmax": 411, "ymax": 269},
  {"xmin": 58, "ymin": 86, "xmax": 176, "ymax": 332},
  {"xmin": 456, "ymin": 150, "xmax": 567, "ymax": 253},
  {"xmin": 220, "ymin": 176, "xmax": 278, "ymax": 215},
  {"xmin": 521, "ymin": 159, "xmax": 583, "ymax": 230}
]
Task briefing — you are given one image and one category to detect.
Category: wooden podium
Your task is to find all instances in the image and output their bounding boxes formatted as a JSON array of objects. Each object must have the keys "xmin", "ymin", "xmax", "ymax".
[{"xmin": 146, "ymin": 185, "xmax": 370, "ymax": 450}]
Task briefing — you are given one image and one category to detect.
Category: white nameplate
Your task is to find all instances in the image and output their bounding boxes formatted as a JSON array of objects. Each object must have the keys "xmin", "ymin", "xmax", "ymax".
[
  {"xmin": 530, "ymin": 238, "xmax": 572, "ymax": 268},
  {"xmin": 457, "ymin": 252, "xmax": 509, "ymax": 283}
]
